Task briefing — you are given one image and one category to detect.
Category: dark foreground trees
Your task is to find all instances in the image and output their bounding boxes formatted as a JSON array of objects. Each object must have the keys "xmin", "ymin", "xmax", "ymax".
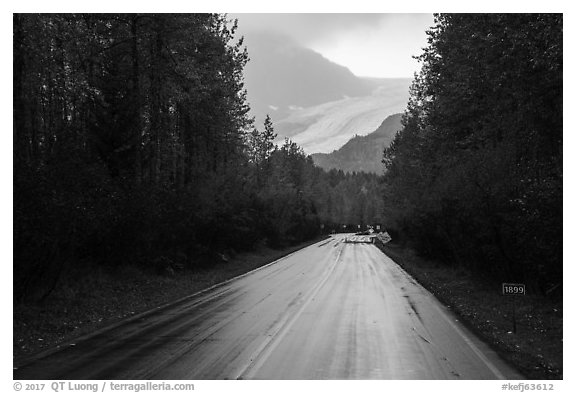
[
  {"xmin": 382, "ymin": 14, "xmax": 562, "ymax": 294},
  {"xmin": 14, "ymin": 13, "xmax": 254, "ymax": 302},
  {"xmin": 13, "ymin": 14, "xmax": 383, "ymax": 303}
]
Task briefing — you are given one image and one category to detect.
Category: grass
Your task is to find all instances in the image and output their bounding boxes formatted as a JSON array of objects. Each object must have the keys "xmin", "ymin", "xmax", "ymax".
[
  {"xmin": 13, "ymin": 237, "xmax": 327, "ymax": 363},
  {"xmin": 375, "ymin": 241, "xmax": 562, "ymax": 380}
]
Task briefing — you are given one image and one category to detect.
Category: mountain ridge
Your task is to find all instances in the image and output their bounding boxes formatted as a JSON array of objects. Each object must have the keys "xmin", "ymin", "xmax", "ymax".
[
  {"xmin": 243, "ymin": 31, "xmax": 374, "ymax": 123},
  {"xmin": 311, "ymin": 113, "xmax": 403, "ymax": 174}
]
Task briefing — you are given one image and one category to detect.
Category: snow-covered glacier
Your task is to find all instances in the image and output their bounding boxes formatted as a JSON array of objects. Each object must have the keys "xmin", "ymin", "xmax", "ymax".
[{"xmin": 274, "ymin": 81, "xmax": 411, "ymax": 154}]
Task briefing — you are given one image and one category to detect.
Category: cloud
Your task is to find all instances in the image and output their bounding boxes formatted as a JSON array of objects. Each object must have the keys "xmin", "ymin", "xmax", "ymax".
[
  {"xmin": 308, "ymin": 14, "xmax": 434, "ymax": 77},
  {"xmin": 230, "ymin": 13, "xmax": 386, "ymax": 46},
  {"xmin": 230, "ymin": 13, "xmax": 434, "ymax": 78}
]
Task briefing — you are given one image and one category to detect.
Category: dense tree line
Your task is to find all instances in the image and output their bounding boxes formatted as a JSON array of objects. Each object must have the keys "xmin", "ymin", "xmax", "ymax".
[
  {"xmin": 13, "ymin": 14, "xmax": 383, "ymax": 303},
  {"xmin": 382, "ymin": 14, "xmax": 562, "ymax": 294}
]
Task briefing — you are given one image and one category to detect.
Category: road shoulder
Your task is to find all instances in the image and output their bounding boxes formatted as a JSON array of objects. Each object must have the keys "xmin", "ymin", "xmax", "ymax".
[
  {"xmin": 374, "ymin": 241, "xmax": 562, "ymax": 380},
  {"xmin": 14, "ymin": 236, "xmax": 328, "ymax": 363}
]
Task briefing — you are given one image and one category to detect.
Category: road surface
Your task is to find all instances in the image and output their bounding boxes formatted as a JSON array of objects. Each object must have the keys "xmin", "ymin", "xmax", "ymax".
[{"xmin": 14, "ymin": 234, "xmax": 523, "ymax": 379}]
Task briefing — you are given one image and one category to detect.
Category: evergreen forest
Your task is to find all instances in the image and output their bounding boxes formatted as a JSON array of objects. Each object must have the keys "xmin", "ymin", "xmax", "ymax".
[
  {"xmin": 13, "ymin": 14, "xmax": 562, "ymax": 302},
  {"xmin": 13, "ymin": 14, "xmax": 384, "ymax": 303},
  {"xmin": 382, "ymin": 14, "xmax": 562, "ymax": 294}
]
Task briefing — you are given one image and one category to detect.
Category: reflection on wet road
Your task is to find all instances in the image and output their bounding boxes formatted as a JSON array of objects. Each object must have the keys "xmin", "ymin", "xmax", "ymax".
[{"xmin": 14, "ymin": 234, "xmax": 523, "ymax": 379}]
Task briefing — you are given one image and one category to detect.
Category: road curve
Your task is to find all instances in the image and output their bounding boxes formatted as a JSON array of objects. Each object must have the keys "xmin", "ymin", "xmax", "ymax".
[{"xmin": 14, "ymin": 234, "xmax": 523, "ymax": 380}]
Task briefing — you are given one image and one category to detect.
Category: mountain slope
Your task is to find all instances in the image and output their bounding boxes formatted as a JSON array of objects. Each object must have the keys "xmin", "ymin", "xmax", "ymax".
[
  {"xmin": 241, "ymin": 31, "xmax": 411, "ymax": 156},
  {"xmin": 311, "ymin": 113, "xmax": 403, "ymax": 174},
  {"xmin": 243, "ymin": 32, "xmax": 373, "ymax": 123}
]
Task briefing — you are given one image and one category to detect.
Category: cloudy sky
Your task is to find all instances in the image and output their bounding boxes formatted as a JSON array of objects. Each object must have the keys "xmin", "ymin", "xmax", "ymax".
[{"xmin": 231, "ymin": 13, "xmax": 435, "ymax": 78}]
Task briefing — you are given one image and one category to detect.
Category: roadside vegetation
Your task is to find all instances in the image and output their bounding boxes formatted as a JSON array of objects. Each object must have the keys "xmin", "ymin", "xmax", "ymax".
[
  {"xmin": 379, "ymin": 14, "xmax": 562, "ymax": 379},
  {"xmin": 382, "ymin": 14, "xmax": 562, "ymax": 298},
  {"xmin": 376, "ymin": 241, "xmax": 562, "ymax": 379}
]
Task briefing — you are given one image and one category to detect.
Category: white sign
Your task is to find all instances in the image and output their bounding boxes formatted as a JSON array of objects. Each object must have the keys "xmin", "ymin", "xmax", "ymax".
[{"xmin": 502, "ymin": 283, "xmax": 526, "ymax": 296}]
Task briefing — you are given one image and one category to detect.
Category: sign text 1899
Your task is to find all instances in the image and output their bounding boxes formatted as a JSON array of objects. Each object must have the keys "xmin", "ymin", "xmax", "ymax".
[{"xmin": 502, "ymin": 283, "xmax": 525, "ymax": 296}]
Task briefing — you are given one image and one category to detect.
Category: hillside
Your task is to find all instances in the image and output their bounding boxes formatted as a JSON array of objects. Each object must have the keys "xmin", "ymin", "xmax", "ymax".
[
  {"xmin": 243, "ymin": 32, "xmax": 374, "ymax": 123},
  {"xmin": 311, "ymin": 113, "xmax": 403, "ymax": 173}
]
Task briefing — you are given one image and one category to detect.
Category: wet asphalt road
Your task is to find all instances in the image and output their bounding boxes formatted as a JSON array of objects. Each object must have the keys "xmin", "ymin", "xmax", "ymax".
[{"xmin": 14, "ymin": 234, "xmax": 523, "ymax": 380}]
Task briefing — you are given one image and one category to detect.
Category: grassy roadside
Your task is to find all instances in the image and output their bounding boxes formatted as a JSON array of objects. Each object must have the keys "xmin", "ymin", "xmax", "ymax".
[
  {"xmin": 13, "ymin": 236, "xmax": 327, "ymax": 363},
  {"xmin": 375, "ymin": 241, "xmax": 562, "ymax": 380}
]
